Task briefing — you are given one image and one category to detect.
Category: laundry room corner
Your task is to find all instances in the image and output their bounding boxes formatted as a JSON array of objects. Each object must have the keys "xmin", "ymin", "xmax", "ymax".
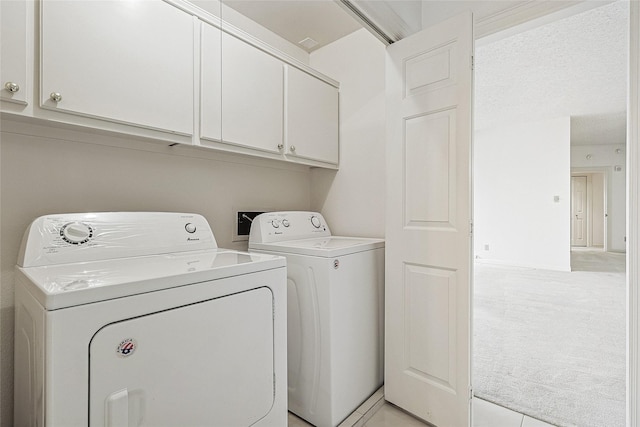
[
  {"xmin": 309, "ymin": 28, "xmax": 387, "ymax": 238},
  {"xmin": 0, "ymin": 121, "xmax": 313, "ymax": 427}
]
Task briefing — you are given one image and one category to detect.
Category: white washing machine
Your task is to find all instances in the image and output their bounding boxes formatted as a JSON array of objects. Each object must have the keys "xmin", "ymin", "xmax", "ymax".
[
  {"xmin": 14, "ymin": 212, "xmax": 287, "ymax": 427},
  {"xmin": 248, "ymin": 211, "xmax": 384, "ymax": 427}
]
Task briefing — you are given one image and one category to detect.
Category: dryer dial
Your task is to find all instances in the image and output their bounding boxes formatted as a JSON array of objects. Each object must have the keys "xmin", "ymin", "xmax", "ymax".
[
  {"xmin": 60, "ymin": 222, "xmax": 93, "ymax": 245},
  {"xmin": 310, "ymin": 215, "xmax": 321, "ymax": 229}
]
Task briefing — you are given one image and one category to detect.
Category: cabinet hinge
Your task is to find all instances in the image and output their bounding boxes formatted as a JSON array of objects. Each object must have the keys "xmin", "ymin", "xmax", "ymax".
[
  {"xmin": 471, "ymin": 55, "xmax": 474, "ymax": 71},
  {"xmin": 470, "ymin": 221, "xmax": 473, "ymax": 236},
  {"xmin": 469, "ymin": 387, "xmax": 474, "ymax": 400}
]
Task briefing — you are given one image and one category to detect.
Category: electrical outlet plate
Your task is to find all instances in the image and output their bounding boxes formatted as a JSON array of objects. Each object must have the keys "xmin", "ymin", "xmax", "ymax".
[{"xmin": 232, "ymin": 208, "xmax": 269, "ymax": 242}]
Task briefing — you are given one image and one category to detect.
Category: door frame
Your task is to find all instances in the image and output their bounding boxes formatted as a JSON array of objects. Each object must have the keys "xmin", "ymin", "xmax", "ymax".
[
  {"xmin": 627, "ymin": 2, "xmax": 639, "ymax": 425},
  {"xmin": 473, "ymin": 2, "xmax": 637, "ymax": 425}
]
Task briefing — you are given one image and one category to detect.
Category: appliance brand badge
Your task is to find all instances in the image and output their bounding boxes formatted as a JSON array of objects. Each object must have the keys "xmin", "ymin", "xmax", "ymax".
[
  {"xmin": 334, "ymin": 259, "xmax": 339, "ymax": 269},
  {"xmin": 187, "ymin": 237, "xmax": 200, "ymax": 241},
  {"xmin": 116, "ymin": 338, "xmax": 137, "ymax": 357}
]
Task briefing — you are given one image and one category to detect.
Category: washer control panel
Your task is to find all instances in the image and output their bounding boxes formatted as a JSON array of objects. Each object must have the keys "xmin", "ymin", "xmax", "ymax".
[{"xmin": 249, "ymin": 211, "xmax": 331, "ymax": 244}]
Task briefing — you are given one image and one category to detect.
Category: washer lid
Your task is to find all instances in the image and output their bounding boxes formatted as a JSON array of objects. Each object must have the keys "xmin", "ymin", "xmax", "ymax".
[
  {"xmin": 250, "ymin": 236, "xmax": 384, "ymax": 258},
  {"xmin": 17, "ymin": 249, "xmax": 285, "ymax": 310}
]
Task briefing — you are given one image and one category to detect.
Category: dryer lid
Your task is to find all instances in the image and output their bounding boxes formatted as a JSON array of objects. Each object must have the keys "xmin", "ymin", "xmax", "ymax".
[{"xmin": 17, "ymin": 249, "xmax": 285, "ymax": 310}]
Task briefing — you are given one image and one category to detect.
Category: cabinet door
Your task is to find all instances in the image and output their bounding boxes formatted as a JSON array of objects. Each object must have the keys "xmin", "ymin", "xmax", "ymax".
[
  {"xmin": 200, "ymin": 22, "xmax": 222, "ymax": 142},
  {"xmin": 221, "ymin": 33, "xmax": 283, "ymax": 153},
  {"xmin": 286, "ymin": 66, "xmax": 339, "ymax": 165},
  {"xmin": 41, "ymin": 0, "xmax": 194, "ymax": 135},
  {"xmin": 1, "ymin": 0, "xmax": 29, "ymax": 105}
]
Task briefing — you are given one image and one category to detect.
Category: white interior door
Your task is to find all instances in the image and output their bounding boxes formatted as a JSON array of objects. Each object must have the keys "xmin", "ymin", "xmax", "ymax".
[
  {"xmin": 571, "ymin": 176, "xmax": 588, "ymax": 247},
  {"xmin": 385, "ymin": 12, "xmax": 473, "ymax": 427}
]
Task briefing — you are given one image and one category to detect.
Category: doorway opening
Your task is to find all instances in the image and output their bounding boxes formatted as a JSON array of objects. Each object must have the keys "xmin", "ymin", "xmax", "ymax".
[{"xmin": 472, "ymin": 2, "xmax": 628, "ymax": 426}]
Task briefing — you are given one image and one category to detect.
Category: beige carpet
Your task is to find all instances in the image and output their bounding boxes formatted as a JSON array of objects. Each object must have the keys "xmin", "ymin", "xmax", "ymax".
[{"xmin": 473, "ymin": 249, "xmax": 626, "ymax": 427}]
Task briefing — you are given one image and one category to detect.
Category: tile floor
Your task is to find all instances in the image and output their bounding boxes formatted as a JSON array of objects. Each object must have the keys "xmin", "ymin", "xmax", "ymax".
[
  {"xmin": 473, "ymin": 398, "xmax": 556, "ymax": 427},
  {"xmin": 288, "ymin": 392, "xmax": 557, "ymax": 427}
]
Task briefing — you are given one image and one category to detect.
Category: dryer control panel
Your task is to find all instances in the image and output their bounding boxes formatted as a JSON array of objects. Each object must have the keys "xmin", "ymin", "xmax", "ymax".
[
  {"xmin": 249, "ymin": 211, "xmax": 331, "ymax": 244},
  {"xmin": 18, "ymin": 212, "xmax": 217, "ymax": 267}
]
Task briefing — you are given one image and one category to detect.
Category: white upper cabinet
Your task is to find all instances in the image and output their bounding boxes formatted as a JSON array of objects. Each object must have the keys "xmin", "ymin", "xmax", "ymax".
[
  {"xmin": 285, "ymin": 66, "xmax": 339, "ymax": 165},
  {"xmin": 40, "ymin": 0, "xmax": 195, "ymax": 135},
  {"xmin": 200, "ymin": 21, "xmax": 222, "ymax": 142},
  {"xmin": 2, "ymin": 0, "xmax": 339, "ymax": 167},
  {"xmin": 1, "ymin": 0, "xmax": 30, "ymax": 106},
  {"xmin": 220, "ymin": 33, "xmax": 284, "ymax": 154}
]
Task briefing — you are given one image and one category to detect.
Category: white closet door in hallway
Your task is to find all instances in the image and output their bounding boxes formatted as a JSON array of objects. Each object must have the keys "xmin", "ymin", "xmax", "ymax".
[{"xmin": 571, "ymin": 176, "xmax": 588, "ymax": 247}]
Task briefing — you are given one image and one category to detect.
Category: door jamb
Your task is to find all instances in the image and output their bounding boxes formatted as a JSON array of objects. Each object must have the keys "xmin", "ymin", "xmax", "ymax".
[{"xmin": 627, "ymin": 2, "xmax": 639, "ymax": 425}]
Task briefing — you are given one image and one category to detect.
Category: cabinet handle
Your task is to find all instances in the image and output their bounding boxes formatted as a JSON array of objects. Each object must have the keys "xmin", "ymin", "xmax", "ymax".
[
  {"xmin": 290, "ymin": 145, "xmax": 296, "ymax": 153},
  {"xmin": 277, "ymin": 143, "xmax": 284, "ymax": 150},
  {"xmin": 50, "ymin": 92, "xmax": 62, "ymax": 102},
  {"xmin": 4, "ymin": 82, "xmax": 20, "ymax": 93}
]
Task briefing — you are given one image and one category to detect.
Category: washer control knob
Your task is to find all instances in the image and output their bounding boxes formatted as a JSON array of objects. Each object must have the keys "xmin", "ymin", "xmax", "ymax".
[
  {"xmin": 185, "ymin": 223, "xmax": 197, "ymax": 233},
  {"xmin": 60, "ymin": 222, "xmax": 93, "ymax": 245},
  {"xmin": 282, "ymin": 219, "xmax": 290, "ymax": 227},
  {"xmin": 310, "ymin": 216, "xmax": 321, "ymax": 229},
  {"xmin": 271, "ymin": 220, "xmax": 280, "ymax": 229}
]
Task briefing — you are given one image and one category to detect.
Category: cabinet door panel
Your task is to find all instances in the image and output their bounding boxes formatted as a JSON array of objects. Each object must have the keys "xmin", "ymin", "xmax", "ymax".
[
  {"xmin": 286, "ymin": 66, "xmax": 339, "ymax": 165},
  {"xmin": 41, "ymin": 0, "xmax": 194, "ymax": 135},
  {"xmin": 1, "ymin": 0, "xmax": 29, "ymax": 105},
  {"xmin": 222, "ymin": 33, "xmax": 283, "ymax": 153},
  {"xmin": 200, "ymin": 22, "xmax": 222, "ymax": 142}
]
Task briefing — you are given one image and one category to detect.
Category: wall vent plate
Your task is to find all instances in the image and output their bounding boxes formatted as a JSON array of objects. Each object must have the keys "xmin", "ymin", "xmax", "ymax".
[{"xmin": 233, "ymin": 209, "xmax": 269, "ymax": 242}]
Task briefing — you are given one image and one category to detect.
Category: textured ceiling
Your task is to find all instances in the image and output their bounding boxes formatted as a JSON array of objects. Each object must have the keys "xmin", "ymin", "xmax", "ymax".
[{"xmin": 474, "ymin": 1, "xmax": 628, "ymax": 146}]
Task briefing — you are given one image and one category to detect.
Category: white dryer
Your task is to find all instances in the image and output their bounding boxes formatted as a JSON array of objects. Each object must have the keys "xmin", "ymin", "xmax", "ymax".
[
  {"xmin": 14, "ymin": 212, "xmax": 287, "ymax": 427},
  {"xmin": 248, "ymin": 211, "xmax": 384, "ymax": 427}
]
